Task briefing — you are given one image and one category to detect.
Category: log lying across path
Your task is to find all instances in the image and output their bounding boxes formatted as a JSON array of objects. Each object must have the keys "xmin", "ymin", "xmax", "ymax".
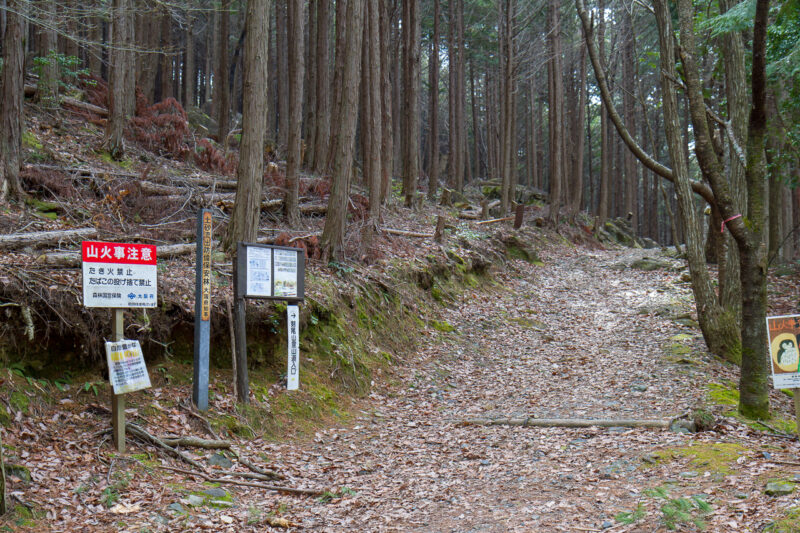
[
  {"xmin": 0, "ymin": 227, "xmax": 97, "ymax": 250},
  {"xmin": 458, "ymin": 417, "xmax": 673, "ymax": 429}
]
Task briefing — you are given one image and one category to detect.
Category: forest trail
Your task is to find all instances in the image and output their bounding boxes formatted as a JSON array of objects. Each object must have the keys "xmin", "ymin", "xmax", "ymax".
[{"xmin": 254, "ymin": 246, "xmax": 787, "ymax": 532}]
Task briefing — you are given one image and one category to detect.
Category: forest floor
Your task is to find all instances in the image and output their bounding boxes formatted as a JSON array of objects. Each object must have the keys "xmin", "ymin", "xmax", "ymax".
[{"xmin": 3, "ymin": 242, "xmax": 800, "ymax": 532}]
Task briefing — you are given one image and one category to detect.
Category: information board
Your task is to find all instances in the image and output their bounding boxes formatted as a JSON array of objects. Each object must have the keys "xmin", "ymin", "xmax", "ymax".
[
  {"xmin": 237, "ymin": 243, "xmax": 304, "ymax": 301},
  {"xmin": 106, "ymin": 339, "xmax": 151, "ymax": 394},
  {"xmin": 82, "ymin": 241, "xmax": 157, "ymax": 308},
  {"xmin": 767, "ymin": 315, "xmax": 800, "ymax": 389}
]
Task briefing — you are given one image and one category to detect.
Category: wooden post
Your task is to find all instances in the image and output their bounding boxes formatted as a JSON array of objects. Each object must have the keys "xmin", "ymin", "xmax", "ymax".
[
  {"xmin": 192, "ymin": 210, "xmax": 213, "ymax": 411},
  {"xmin": 514, "ymin": 204, "xmax": 525, "ymax": 229},
  {"xmin": 232, "ymin": 256, "xmax": 249, "ymax": 403},
  {"xmin": 480, "ymin": 199, "xmax": 489, "ymax": 220},
  {"xmin": 434, "ymin": 215, "xmax": 446, "ymax": 243},
  {"xmin": 794, "ymin": 388, "xmax": 800, "ymax": 437},
  {"xmin": 111, "ymin": 308, "xmax": 125, "ymax": 452}
]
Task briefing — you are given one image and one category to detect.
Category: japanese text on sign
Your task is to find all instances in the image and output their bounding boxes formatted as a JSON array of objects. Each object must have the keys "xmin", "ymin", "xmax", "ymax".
[
  {"xmin": 274, "ymin": 249, "xmax": 299, "ymax": 298},
  {"xmin": 287, "ymin": 305, "xmax": 299, "ymax": 390},
  {"xmin": 767, "ymin": 315, "xmax": 800, "ymax": 389},
  {"xmin": 82, "ymin": 241, "xmax": 157, "ymax": 308},
  {"xmin": 106, "ymin": 340, "xmax": 151, "ymax": 394},
  {"xmin": 201, "ymin": 212, "xmax": 213, "ymax": 321},
  {"xmin": 246, "ymin": 246, "xmax": 272, "ymax": 297}
]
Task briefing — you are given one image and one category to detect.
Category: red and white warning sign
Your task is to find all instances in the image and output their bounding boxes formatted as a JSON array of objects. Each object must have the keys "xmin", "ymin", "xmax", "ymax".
[{"xmin": 82, "ymin": 241, "xmax": 158, "ymax": 308}]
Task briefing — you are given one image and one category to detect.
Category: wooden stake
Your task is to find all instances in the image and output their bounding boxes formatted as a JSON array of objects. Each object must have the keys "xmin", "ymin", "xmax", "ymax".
[
  {"xmin": 111, "ymin": 309, "xmax": 125, "ymax": 453},
  {"xmin": 514, "ymin": 204, "xmax": 525, "ymax": 229}
]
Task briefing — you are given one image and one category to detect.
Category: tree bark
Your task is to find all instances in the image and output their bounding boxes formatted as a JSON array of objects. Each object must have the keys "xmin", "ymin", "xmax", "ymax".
[
  {"xmin": 401, "ymin": 0, "xmax": 420, "ymax": 207},
  {"xmin": 320, "ymin": 0, "xmax": 364, "ymax": 261},
  {"xmin": 223, "ymin": 0, "xmax": 270, "ymax": 252},
  {"xmin": 547, "ymin": 0, "xmax": 563, "ymax": 225},
  {"xmin": 216, "ymin": 0, "xmax": 231, "ymax": 141},
  {"xmin": 312, "ymin": 0, "xmax": 331, "ymax": 174},
  {"xmin": 285, "ymin": 0, "xmax": 304, "ymax": 226},
  {"xmin": 184, "ymin": 9, "xmax": 195, "ymax": 108},
  {"xmin": 0, "ymin": 0, "xmax": 24, "ymax": 200},
  {"xmin": 102, "ymin": 0, "xmax": 128, "ymax": 161},
  {"xmin": 427, "ymin": 0, "xmax": 440, "ymax": 201},
  {"xmin": 621, "ymin": 7, "xmax": 637, "ymax": 232},
  {"xmin": 366, "ymin": 0, "xmax": 382, "ymax": 228},
  {"xmin": 379, "ymin": 0, "xmax": 394, "ymax": 202}
]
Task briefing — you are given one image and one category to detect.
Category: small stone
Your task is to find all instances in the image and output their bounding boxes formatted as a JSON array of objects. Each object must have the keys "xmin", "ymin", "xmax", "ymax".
[
  {"xmin": 601, "ymin": 520, "xmax": 614, "ymax": 529},
  {"xmin": 480, "ymin": 459, "xmax": 491, "ymax": 466},
  {"xmin": 210, "ymin": 500, "xmax": 235, "ymax": 508},
  {"xmin": 761, "ymin": 451, "xmax": 772, "ymax": 460},
  {"xmin": 219, "ymin": 515, "xmax": 234, "ymax": 524},
  {"xmin": 735, "ymin": 493, "xmax": 748, "ymax": 499},
  {"xmin": 208, "ymin": 453, "xmax": 234, "ymax": 469},
  {"xmin": 632, "ymin": 384, "xmax": 648, "ymax": 392},
  {"xmin": 203, "ymin": 488, "xmax": 228, "ymax": 499},
  {"xmin": 186, "ymin": 494, "xmax": 205, "ymax": 507},
  {"xmin": 680, "ymin": 471, "xmax": 699, "ymax": 479},
  {"xmin": 168, "ymin": 502, "xmax": 186, "ymax": 514},
  {"xmin": 765, "ymin": 481, "xmax": 795, "ymax": 496}
]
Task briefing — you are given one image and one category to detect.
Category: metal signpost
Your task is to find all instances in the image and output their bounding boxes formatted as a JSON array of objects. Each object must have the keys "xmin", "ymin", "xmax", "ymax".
[
  {"xmin": 766, "ymin": 314, "xmax": 800, "ymax": 435},
  {"xmin": 234, "ymin": 242, "xmax": 305, "ymax": 402},
  {"xmin": 82, "ymin": 241, "xmax": 157, "ymax": 452},
  {"xmin": 193, "ymin": 210, "xmax": 213, "ymax": 411}
]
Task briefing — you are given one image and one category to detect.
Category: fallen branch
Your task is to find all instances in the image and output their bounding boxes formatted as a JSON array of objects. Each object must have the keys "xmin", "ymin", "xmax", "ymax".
[
  {"xmin": 458, "ymin": 417, "xmax": 672, "ymax": 429},
  {"xmin": 157, "ymin": 464, "xmax": 324, "ymax": 496},
  {"xmin": 382, "ymin": 228, "xmax": 434, "ymax": 238},
  {"xmin": 0, "ymin": 227, "xmax": 97, "ymax": 250},
  {"xmin": 125, "ymin": 423, "xmax": 206, "ymax": 471},
  {"xmin": 158, "ymin": 436, "xmax": 231, "ymax": 449},
  {"xmin": 475, "ymin": 216, "xmax": 515, "ymax": 226},
  {"xmin": 61, "ymin": 96, "xmax": 108, "ymax": 117}
]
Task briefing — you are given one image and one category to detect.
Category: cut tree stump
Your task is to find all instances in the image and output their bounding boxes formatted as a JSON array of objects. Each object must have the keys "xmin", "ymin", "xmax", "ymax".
[
  {"xmin": 458, "ymin": 417, "xmax": 672, "ymax": 429},
  {"xmin": 0, "ymin": 227, "xmax": 97, "ymax": 250}
]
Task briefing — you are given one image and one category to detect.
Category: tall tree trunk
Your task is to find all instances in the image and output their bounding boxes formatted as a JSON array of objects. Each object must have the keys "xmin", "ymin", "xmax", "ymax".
[
  {"xmin": 621, "ymin": 7, "xmax": 637, "ymax": 232},
  {"xmin": 326, "ymin": 0, "xmax": 348, "ymax": 171},
  {"xmin": 38, "ymin": 1, "xmax": 59, "ymax": 107},
  {"xmin": 427, "ymin": 0, "xmax": 440, "ymax": 201},
  {"xmin": 285, "ymin": 0, "xmax": 304, "ymax": 226},
  {"xmin": 366, "ymin": 0, "xmax": 382, "ymax": 231},
  {"xmin": 103, "ymin": 0, "xmax": 128, "ymax": 161},
  {"xmin": 569, "ymin": 42, "xmax": 587, "ymax": 218},
  {"xmin": 547, "ymin": 0, "xmax": 563, "ymax": 225},
  {"xmin": 223, "ymin": 0, "xmax": 270, "ymax": 251},
  {"xmin": 470, "ymin": 59, "xmax": 481, "ymax": 181},
  {"xmin": 321, "ymin": 0, "xmax": 364, "ymax": 260},
  {"xmin": 597, "ymin": 0, "xmax": 609, "ymax": 224},
  {"xmin": 305, "ymin": 0, "xmax": 318, "ymax": 167},
  {"xmin": 216, "ymin": 0, "xmax": 231, "ymax": 140},
  {"xmin": 401, "ymin": 0, "xmax": 420, "ymax": 207},
  {"xmin": 379, "ymin": 0, "xmax": 394, "ymax": 203},
  {"xmin": 0, "ymin": 0, "xmax": 24, "ymax": 200},
  {"xmin": 313, "ymin": 0, "xmax": 331, "ymax": 173},
  {"xmin": 184, "ymin": 10, "xmax": 195, "ymax": 108}
]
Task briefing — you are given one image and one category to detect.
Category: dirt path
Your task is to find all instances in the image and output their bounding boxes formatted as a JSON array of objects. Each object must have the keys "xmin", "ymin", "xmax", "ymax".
[
  {"xmin": 247, "ymin": 246, "xmax": 795, "ymax": 532},
  {"xmin": 10, "ymin": 246, "xmax": 798, "ymax": 532}
]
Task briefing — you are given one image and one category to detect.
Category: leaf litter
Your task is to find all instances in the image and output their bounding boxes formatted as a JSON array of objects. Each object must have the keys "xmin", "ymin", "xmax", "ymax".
[{"xmin": 2, "ymin": 244, "xmax": 799, "ymax": 532}]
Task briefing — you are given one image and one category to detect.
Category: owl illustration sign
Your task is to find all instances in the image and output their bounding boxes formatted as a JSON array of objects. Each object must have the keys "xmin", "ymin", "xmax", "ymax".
[{"xmin": 767, "ymin": 315, "xmax": 800, "ymax": 389}]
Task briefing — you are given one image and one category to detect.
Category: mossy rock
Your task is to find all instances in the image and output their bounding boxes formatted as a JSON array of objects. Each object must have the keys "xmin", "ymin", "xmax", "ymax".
[
  {"xmin": 430, "ymin": 320, "xmax": 455, "ymax": 333},
  {"xmin": 765, "ymin": 481, "xmax": 795, "ymax": 497},
  {"xmin": 631, "ymin": 257, "xmax": 671, "ymax": 271},
  {"xmin": 665, "ymin": 343, "xmax": 691, "ymax": 356}
]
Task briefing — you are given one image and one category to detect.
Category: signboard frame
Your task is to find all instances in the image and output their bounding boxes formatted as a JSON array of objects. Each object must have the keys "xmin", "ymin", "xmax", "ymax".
[{"xmin": 235, "ymin": 242, "xmax": 305, "ymax": 302}]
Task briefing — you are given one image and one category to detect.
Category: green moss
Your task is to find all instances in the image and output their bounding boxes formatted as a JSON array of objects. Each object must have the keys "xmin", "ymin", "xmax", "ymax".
[
  {"xmin": 430, "ymin": 320, "xmax": 455, "ymax": 333},
  {"xmin": 22, "ymin": 131, "xmax": 43, "ymax": 150},
  {"xmin": 100, "ymin": 151, "xmax": 134, "ymax": 169},
  {"xmin": 665, "ymin": 343, "xmax": 692, "ymax": 356},
  {"xmin": 656, "ymin": 442, "xmax": 747, "ymax": 475},
  {"xmin": 9, "ymin": 391, "xmax": 29, "ymax": 413},
  {"xmin": 0, "ymin": 404, "xmax": 10, "ymax": 427},
  {"xmin": 670, "ymin": 334, "xmax": 694, "ymax": 342},
  {"xmin": 707, "ymin": 382, "xmax": 739, "ymax": 406}
]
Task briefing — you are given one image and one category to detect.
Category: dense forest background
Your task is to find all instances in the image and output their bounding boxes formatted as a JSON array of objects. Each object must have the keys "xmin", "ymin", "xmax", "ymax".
[{"xmin": 2, "ymin": 0, "xmax": 797, "ymax": 251}]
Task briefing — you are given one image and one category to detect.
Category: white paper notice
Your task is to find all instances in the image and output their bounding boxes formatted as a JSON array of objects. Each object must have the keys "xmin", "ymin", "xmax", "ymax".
[
  {"xmin": 106, "ymin": 340, "xmax": 151, "ymax": 394},
  {"xmin": 246, "ymin": 246, "xmax": 272, "ymax": 297},
  {"xmin": 274, "ymin": 249, "xmax": 299, "ymax": 298},
  {"xmin": 287, "ymin": 305, "xmax": 300, "ymax": 390}
]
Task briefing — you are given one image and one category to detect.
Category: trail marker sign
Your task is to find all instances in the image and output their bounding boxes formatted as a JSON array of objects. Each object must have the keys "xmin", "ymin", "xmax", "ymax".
[
  {"xmin": 82, "ymin": 241, "xmax": 157, "ymax": 308},
  {"xmin": 767, "ymin": 314, "xmax": 800, "ymax": 436}
]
